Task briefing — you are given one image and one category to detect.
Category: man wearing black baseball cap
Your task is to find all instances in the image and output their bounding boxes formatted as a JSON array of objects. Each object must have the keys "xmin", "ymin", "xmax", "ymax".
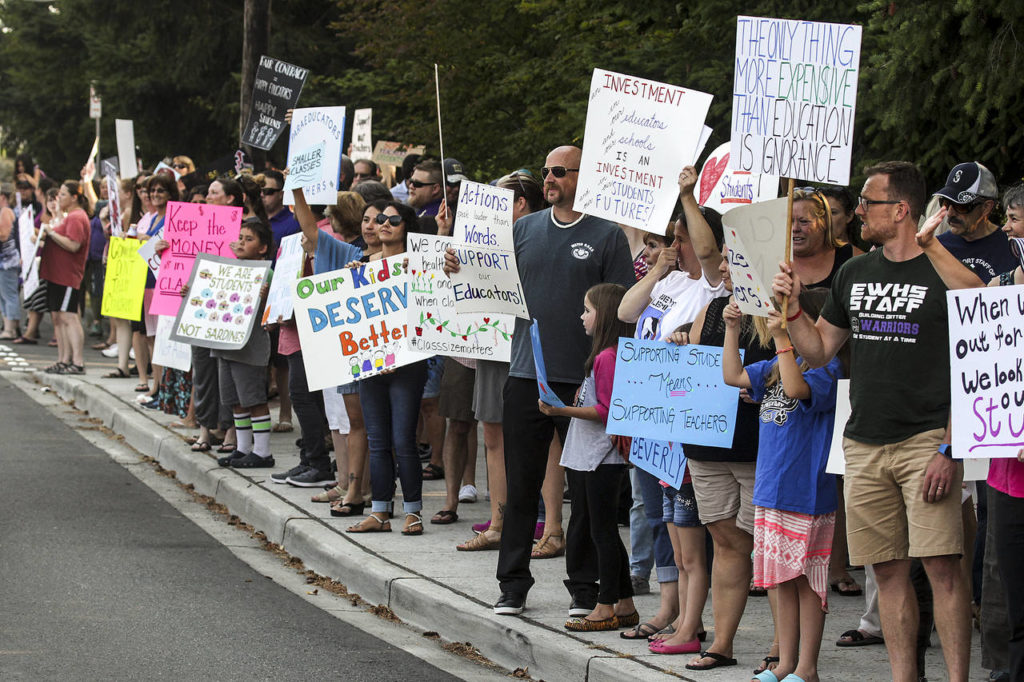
[{"xmin": 934, "ymin": 161, "xmax": 1017, "ymax": 283}]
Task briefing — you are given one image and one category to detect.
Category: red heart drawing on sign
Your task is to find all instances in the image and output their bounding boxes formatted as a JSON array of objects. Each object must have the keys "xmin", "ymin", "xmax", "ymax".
[
  {"xmin": 699, "ymin": 154, "xmax": 730, "ymax": 205},
  {"xmin": 483, "ymin": 317, "xmax": 490, "ymax": 323}
]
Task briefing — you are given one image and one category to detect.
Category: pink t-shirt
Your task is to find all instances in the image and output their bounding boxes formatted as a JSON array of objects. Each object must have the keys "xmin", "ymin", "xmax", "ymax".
[{"xmin": 988, "ymin": 459, "xmax": 1024, "ymax": 498}]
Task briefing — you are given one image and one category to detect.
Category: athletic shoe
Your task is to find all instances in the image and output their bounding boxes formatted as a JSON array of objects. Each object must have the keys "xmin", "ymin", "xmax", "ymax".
[
  {"xmin": 271, "ymin": 464, "xmax": 309, "ymax": 484},
  {"xmin": 286, "ymin": 468, "xmax": 333, "ymax": 488},
  {"xmin": 140, "ymin": 396, "xmax": 160, "ymax": 410},
  {"xmin": 493, "ymin": 592, "xmax": 526, "ymax": 615},
  {"xmin": 568, "ymin": 595, "xmax": 597, "ymax": 617},
  {"xmin": 458, "ymin": 484, "xmax": 478, "ymax": 503},
  {"xmin": 100, "ymin": 343, "xmax": 119, "ymax": 358}
]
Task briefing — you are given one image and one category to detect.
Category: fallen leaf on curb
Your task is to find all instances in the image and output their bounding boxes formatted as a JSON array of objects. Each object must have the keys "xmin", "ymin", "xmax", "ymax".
[
  {"xmin": 422, "ymin": 631, "xmax": 439, "ymax": 639},
  {"xmin": 306, "ymin": 589, "xmax": 318, "ymax": 595}
]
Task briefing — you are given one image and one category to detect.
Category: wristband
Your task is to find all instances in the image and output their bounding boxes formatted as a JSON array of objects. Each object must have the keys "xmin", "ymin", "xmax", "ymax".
[
  {"xmin": 775, "ymin": 346, "xmax": 794, "ymax": 356},
  {"xmin": 786, "ymin": 307, "xmax": 803, "ymax": 322},
  {"xmin": 938, "ymin": 443, "xmax": 953, "ymax": 459}
]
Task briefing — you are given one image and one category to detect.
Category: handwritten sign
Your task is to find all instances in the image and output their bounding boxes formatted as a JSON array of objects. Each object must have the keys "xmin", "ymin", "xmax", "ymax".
[
  {"xmin": 530, "ymin": 319, "xmax": 565, "ymax": 407},
  {"xmin": 731, "ymin": 16, "xmax": 862, "ymax": 184},
  {"xmin": 351, "ymin": 108, "xmax": 373, "ymax": 161},
  {"xmin": 574, "ymin": 68, "xmax": 713, "ymax": 234},
  {"xmin": 18, "ymin": 207, "xmax": 36, "ymax": 281},
  {"xmin": 262, "ymin": 232, "xmax": 303, "ymax": 323},
  {"xmin": 630, "ymin": 438, "xmax": 687, "ymax": 489},
  {"xmin": 169, "ymin": 254, "xmax": 270, "ymax": 350},
  {"xmin": 406, "ymin": 234, "xmax": 513, "ymax": 361},
  {"xmin": 607, "ymin": 338, "xmax": 742, "ymax": 447},
  {"xmin": 241, "ymin": 55, "xmax": 308, "ymax": 151},
  {"xmin": 283, "ymin": 141, "xmax": 327, "ymax": 192},
  {"xmin": 152, "ymin": 315, "xmax": 192, "ymax": 372},
  {"xmin": 721, "ymin": 197, "xmax": 789, "ymax": 316},
  {"xmin": 372, "ymin": 141, "xmax": 426, "ymax": 168},
  {"xmin": 136, "ymin": 231, "xmax": 162, "ymax": 278},
  {"xmin": 104, "ymin": 171, "xmax": 122, "ymax": 236},
  {"xmin": 292, "ymin": 258, "xmax": 428, "ymax": 391},
  {"xmin": 149, "ymin": 202, "xmax": 241, "ymax": 316},
  {"xmin": 100, "ymin": 237, "xmax": 148, "ymax": 321},
  {"xmin": 115, "ymin": 119, "xmax": 137, "ymax": 179},
  {"xmin": 947, "ymin": 286, "xmax": 1024, "ymax": 459},
  {"xmin": 449, "ymin": 181, "xmax": 527, "ymax": 318},
  {"xmin": 284, "ymin": 106, "xmax": 346, "ymax": 206},
  {"xmin": 697, "ymin": 142, "xmax": 779, "ymax": 214}
]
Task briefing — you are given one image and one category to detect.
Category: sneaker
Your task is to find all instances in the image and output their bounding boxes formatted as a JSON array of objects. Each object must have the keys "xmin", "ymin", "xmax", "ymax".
[
  {"xmin": 140, "ymin": 396, "xmax": 160, "ymax": 410},
  {"xmin": 129, "ymin": 347, "xmax": 135, "ymax": 360},
  {"xmin": 287, "ymin": 467, "xmax": 333, "ymax": 487},
  {"xmin": 568, "ymin": 595, "xmax": 596, "ymax": 617},
  {"xmin": 271, "ymin": 464, "xmax": 309, "ymax": 484},
  {"xmin": 100, "ymin": 343, "xmax": 119, "ymax": 358},
  {"xmin": 494, "ymin": 592, "xmax": 526, "ymax": 615},
  {"xmin": 458, "ymin": 484, "xmax": 478, "ymax": 503},
  {"xmin": 631, "ymin": 575, "xmax": 651, "ymax": 596}
]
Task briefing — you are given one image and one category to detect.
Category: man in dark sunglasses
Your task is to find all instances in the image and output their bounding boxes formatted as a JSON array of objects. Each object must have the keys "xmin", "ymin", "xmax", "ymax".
[
  {"xmin": 932, "ymin": 161, "xmax": 1016, "ymax": 283},
  {"xmin": 261, "ymin": 169, "xmax": 300, "ymax": 254},
  {"xmin": 407, "ymin": 159, "xmax": 444, "ymax": 220}
]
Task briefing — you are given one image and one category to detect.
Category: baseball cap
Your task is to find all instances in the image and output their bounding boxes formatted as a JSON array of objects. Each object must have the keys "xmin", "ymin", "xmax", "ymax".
[
  {"xmin": 443, "ymin": 158, "xmax": 468, "ymax": 184},
  {"xmin": 933, "ymin": 161, "xmax": 998, "ymax": 204}
]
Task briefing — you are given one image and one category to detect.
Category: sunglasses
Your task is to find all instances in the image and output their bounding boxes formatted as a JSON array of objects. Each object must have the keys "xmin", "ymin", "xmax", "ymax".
[
  {"xmin": 149, "ymin": 186, "xmax": 168, "ymax": 194},
  {"xmin": 172, "ymin": 163, "xmax": 189, "ymax": 169},
  {"xmin": 261, "ymin": 187, "xmax": 282, "ymax": 196},
  {"xmin": 409, "ymin": 180, "xmax": 437, "ymax": 188},
  {"xmin": 938, "ymin": 197, "xmax": 983, "ymax": 214},
  {"xmin": 541, "ymin": 166, "xmax": 579, "ymax": 179},
  {"xmin": 375, "ymin": 213, "xmax": 403, "ymax": 226}
]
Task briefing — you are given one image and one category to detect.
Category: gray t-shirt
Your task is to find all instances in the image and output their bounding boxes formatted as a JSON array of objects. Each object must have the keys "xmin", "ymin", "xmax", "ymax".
[{"xmin": 508, "ymin": 209, "xmax": 635, "ymax": 384}]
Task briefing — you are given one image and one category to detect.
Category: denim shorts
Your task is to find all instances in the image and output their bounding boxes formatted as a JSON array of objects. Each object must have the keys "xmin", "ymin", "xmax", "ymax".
[
  {"xmin": 662, "ymin": 482, "xmax": 701, "ymax": 527},
  {"xmin": 421, "ymin": 355, "xmax": 444, "ymax": 399}
]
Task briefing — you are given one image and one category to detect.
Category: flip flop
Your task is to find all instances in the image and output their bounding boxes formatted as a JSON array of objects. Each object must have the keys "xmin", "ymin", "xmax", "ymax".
[
  {"xmin": 104, "ymin": 368, "xmax": 130, "ymax": 378},
  {"xmin": 217, "ymin": 442, "xmax": 237, "ymax": 453},
  {"xmin": 754, "ymin": 655, "xmax": 780, "ymax": 674},
  {"xmin": 830, "ymin": 578, "xmax": 863, "ymax": 596},
  {"xmin": 190, "ymin": 441, "xmax": 211, "ymax": 452},
  {"xmin": 134, "ymin": 383, "xmax": 150, "ymax": 392},
  {"xmin": 836, "ymin": 629, "xmax": 884, "ymax": 647},
  {"xmin": 422, "ymin": 463, "xmax": 444, "ymax": 480},
  {"xmin": 620, "ymin": 622, "xmax": 663, "ymax": 640},
  {"xmin": 685, "ymin": 651, "xmax": 737, "ymax": 671},
  {"xmin": 12, "ymin": 336, "xmax": 38, "ymax": 345},
  {"xmin": 430, "ymin": 509, "xmax": 458, "ymax": 525}
]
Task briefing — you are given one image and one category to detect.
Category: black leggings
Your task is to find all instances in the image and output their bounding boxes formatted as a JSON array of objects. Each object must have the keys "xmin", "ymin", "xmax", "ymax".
[{"xmin": 566, "ymin": 464, "xmax": 632, "ymax": 605}]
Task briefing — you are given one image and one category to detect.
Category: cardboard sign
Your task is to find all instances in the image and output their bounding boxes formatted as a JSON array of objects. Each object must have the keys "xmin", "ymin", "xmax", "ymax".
[
  {"xmin": 262, "ymin": 232, "xmax": 303, "ymax": 323},
  {"xmin": 283, "ymin": 141, "xmax": 327, "ymax": 192},
  {"xmin": 721, "ymin": 197, "xmax": 790, "ymax": 316},
  {"xmin": 17, "ymin": 207, "xmax": 36, "ymax": 281},
  {"xmin": 574, "ymin": 68, "xmax": 713, "ymax": 234},
  {"xmin": 149, "ymin": 202, "xmax": 242, "ymax": 316},
  {"xmin": 351, "ymin": 108, "xmax": 373, "ymax": 161},
  {"xmin": 372, "ymin": 141, "xmax": 426, "ymax": 168},
  {"xmin": 947, "ymin": 286, "xmax": 1024, "ymax": 459},
  {"xmin": 115, "ymin": 119, "xmax": 137, "ymax": 179},
  {"xmin": 406, "ymin": 234, "xmax": 513, "ymax": 361},
  {"xmin": 448, "ymin": 181, "xmax": 527, "ymax": 319},
  {"xmin": 731, "ymin": 16, "xmax": 862, "ymax": 184},
  {"xmin": 630, "ymin": 438, "xmax": 687, "ymax": 489},
  {"xmin": 292, "ymin": 257, "xmax": 428, "ymax": 390},
  {"xmin": 241, "ymin": 55, "xmax": 309, "ymax": 151},
  {"xmin": 284, "ymin": 106, "xmax": 346, "ymax": 206},
  {"xmin": 607, "ymin": 338, "xmax": 742, "ymax": 447},
  {"xmin": 697, "ymin": 141, "xmax": 779, "ymax": 214},
  {"xmin": 825, "ymin": 379, "xmax": 852, "ymax": 475},
  {"xmin": 169, "ymin": 254, "xmax": 270, "ymax": 350},
  {"xmin": 100, "ymin": 237, "xmax": 148, "ymax": 321},
  {"xmin": 152, "ymin": 315, "xmax": 192, "ymax": 372},
  {"xmin": 530, "ymin": 319, "xmax": 565, "ymax": 408}
]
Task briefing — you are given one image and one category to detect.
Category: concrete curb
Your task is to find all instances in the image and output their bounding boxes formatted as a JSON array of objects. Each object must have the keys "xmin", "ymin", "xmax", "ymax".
[{"xmin": 32, "ymin": 371, "xmax": 681, "ymax": 681}]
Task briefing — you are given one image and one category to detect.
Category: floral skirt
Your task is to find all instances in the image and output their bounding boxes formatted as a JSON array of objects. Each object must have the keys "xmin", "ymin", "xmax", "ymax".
[
  {"xmin": 159, "ymin": 368, "xmax": 191, "ymax": 418},
  {"xmin": 753, "ymin": 506, "xmax": 835, "ymax": 610}
]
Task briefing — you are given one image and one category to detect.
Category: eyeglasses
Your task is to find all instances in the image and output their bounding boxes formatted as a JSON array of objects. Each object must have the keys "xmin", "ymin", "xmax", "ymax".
[
  {"xmin": 261, "ymin": 187, "xmax": 282, "ymax": 196},
  {"xmin": 541, "ymin": 166, "xmax": 579, "ymax": 179},
  {"xmin": 409, "ymin": 180, "xmax": 437, "ymax": 188},
  {"xmin": 938, "ymin": 197, "xmax": 982, "ymax": 214},
  {"xmin": 375, "ymin": 213, "xmax": 403, "ymax": 226},
  {"xmin": 857, "ymin": 196, "xmax": 901, "ymax": 210}
]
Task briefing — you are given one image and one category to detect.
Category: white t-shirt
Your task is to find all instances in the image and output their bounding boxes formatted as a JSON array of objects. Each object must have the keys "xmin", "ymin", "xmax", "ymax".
[{"xmin": 635, "ymin": 270, "xmax": 725, "ymax": 341}]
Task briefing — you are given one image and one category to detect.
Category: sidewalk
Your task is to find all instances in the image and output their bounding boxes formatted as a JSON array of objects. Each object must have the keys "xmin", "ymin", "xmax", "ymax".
[{"xmin": 0, "ymin": 340, "xmax": 987, "ymax": 681}]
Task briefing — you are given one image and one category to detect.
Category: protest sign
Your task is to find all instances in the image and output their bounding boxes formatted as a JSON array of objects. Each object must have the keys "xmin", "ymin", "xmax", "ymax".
[
  {"xmin": 152, "ymin": 315, "xmax": 192, "ymax": 372},
  {"xmin": 448, "ymin": 181, "xmax": 527, "ymax": 319},
  {"xmin": 530, "ymin": 320, "xmax": 565, "ymax": 408},
  {"xmin": 351, "ymin": 108, "xmax": 373, "ymax": 161},
  {"xmin": 283, "ymin": 141, "xmax": 327, "ymax": 192},
  {"xmin": 100, "ymin": 237, "xmax": 148, "ymax": 320},
  {"xmin": 283, "ymin": 106, "xmax": 346, "ymax": 206},
  {"xmin": 18, "ymin": 207, "xmax": 36, "ymax": 281},
  {"xmin": 825, "ymin": 379, "xmax": 851, "ymax": 475},
  {"xmin": 607, "ymin": 338, "xmax": 742, "ymax": 447},
  {"xmin": 731, "ymin": 16, "xmax": 862, "ymax": 185},
  {"xmin": 241, "ymin": 55, "xmax": 309, "ymax": 151},
  {"xmin": 721, "ymin": 197, "xmax": 789, "ymax": 316},
  {"xmin": 292, "ymin": 257, "xmax": 428, "ymax": 391},
  {"xmin": 261, "ymin": 232, "xmax": 303, "ymax": 323},
  {"xmin": 574, "ymin": 68, "xmax": 713, "ymax": 234},
  {"xmin": 630, "ymin": 438, "xmax": 686, "ymax": 489},
  {"xmin": 104, "ymin": 173, "xmax": 122, "ymax": 236},
  {"xmin": 150, "ymin": 202, "xmax": 241, "ymax": 316},
  {"xmin": 947, "ymin": 286, "xmax": 1024, "ymax": 459},
  {"xmin": 169, "ymin": 254, "xmax": 270, "ymax": 350},
  {"xmin": 372, "ymin": 141, "xmax": 426, "ymax": 168},
  {"xmin": 406, "ymin": 234, "xmax": 513, "ymax": 361},
  {"xmin": 115, "ymin": 119, "xmax": 137, "ymax": 179},
  {"xmin": 697, "ymin": 141, "xmax": 779, "ymax": 214},
  {"xmin": 136, "ymin": 232, "xmax": 162, "ymax": 278}
]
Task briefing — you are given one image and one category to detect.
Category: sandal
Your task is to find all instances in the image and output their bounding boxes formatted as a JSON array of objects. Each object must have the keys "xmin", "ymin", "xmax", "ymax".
[
  {"xmin": 191, "ymin": 441, "xmax": 212, "ymax": 452},
  {"xmin": 44, "ymin": 362, "xmax": 67, "ymax": 374},
  {"xmin": 91, "ymin": 341, "xmax": 111, "ymax": 350},
  {"xmin": 134, "ymin": 383, "xmax": 150, "ymax": 392},
  {"xmin": 753, "ymin": 655, "xmax": 780, "ymax": 675},
  {"xmin": 60, "ymin": 364, "xmax": 85, "ymax": 375},
  {"xmin": 272, "ymin": 421, "xmax": 293, "ymax": 433},
  {"xmin": 531, "ymin": 532, "xmax": 565, "ymax": 559},
  {"xmin": 621, "ymin": 622, "xmax": 664, "ymax": 640},
  {"xmin": 402, "ymin": 513, "xmax": 424, "ymax": 536},
  {"xmin": 104, "ymin": 368, "xmax": 130, "ymax": 378},
  {"xmin": 836, "ymin": 629, "xmax": 884, "ymax": 647},
  {"xmin": 12, "ymin": 336, "xmax": 38, "ymax": 344},
  {"xmin": 0, "ymin": 331, "xmax": 20, "ymax": 340},
  {"xmin": 421, "ymin": 463, "xmax": 444, "ymax": 480},
  {"xmin": 329, "ymin": 500, "xmax": 366, "ymax": 517},
  {"xmin": 830, "ymin": 577, "xmax": 863, "ymax": 596},
  {"xmin": 47, "ymin": 337, "xmax": 58, "ymax": 347},
  {"xmin": 456, "ymin": 530, "xmax": 501, "ymax": 551},
  {"xmin": 217, "ymin": 442, "xmax": 237, "ymax": 453},
  {"xmin": 648, "ymin": 624, "xmax": 676, "ymax": 642},
  {"xmin": 347, "ymin": 513, "xmax": 391, "ymax": 533},
  {"xmin": 312, "ymin": 485, "xmax": 346, "ymax": 503},
  {"xmin": 684, "ymin": 651, "xmax": 738, "ymax": 671},
  {"xmin": 430, "ymin": 509, "xmax": 458, "ymax": 525}
]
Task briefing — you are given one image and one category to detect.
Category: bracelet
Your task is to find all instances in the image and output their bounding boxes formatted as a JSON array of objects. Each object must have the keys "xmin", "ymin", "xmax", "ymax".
[
  {"xmin": 775, "ymin": 346, "xmax": 794, "ymax": 356},
  {"xmin": 786, "ymin": 307, "xmax": 802, "ymax": 322}
]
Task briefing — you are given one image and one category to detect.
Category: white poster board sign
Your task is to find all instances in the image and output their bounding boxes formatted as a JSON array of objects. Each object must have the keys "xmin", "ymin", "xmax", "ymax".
[
  {"xmin": 152, "ymin": 315, "xmax": 193, "ymax": 372},
  {"xmin": 721, "ymin": 197, "xmax": 789, "ymax": 316},
  {"xmin": 283, "ymin": 106, "xmax": 346, "ymax": 206},
  {"xmin": 730, "ymin": 16, "xmax": 862, "ymax": 184},
  {"xmin": 115, "ymin": 119, "xmax": 137, "ymax": 179},
  {"xmin": 262, "ymin": 232, "xmax": 303, "ymax": 323},
  {"xmin": 574, "ymin": 68, "xmax": 713, "ymax": 234},
  {"xmin": 18, "ymin": 207, "xmax": 36, "ymax": 281},
  {"xmin": 697, "ymin": 141, "xmax": 779, "ymax": 214},
  {"xmin": 351, "ymin": 108, "xmax": 373, "ymax": 161}
]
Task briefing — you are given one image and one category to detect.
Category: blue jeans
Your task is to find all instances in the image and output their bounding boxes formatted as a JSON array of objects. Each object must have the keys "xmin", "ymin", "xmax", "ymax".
[
  {"xmin": 0, "ymin": 267, "xmax": 20, "ymax": 321},
  {"xmin": 634, "ymin": 466, "xmax": 679, "ymax": 582},
  {"xmin": 359, "ymin": 361, "xmax": 428, "ymax": 515},
  {"xmin": 629, "ymin": 467, "xmax": 653, "ymax": 579}
]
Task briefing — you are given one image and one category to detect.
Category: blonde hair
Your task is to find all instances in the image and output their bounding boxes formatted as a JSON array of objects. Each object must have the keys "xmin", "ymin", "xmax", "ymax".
[
  {"xmin": 793, "ymin": 188, "xmax": 845, "ymax": 249},
  {"xmin": 325, "ymin": 192, "xmax": 366, "ymax": 238}
]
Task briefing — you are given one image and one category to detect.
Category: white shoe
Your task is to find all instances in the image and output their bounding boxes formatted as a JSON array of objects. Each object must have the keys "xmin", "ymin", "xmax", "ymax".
[
  {"xmin": 129, "ymin": 347, "xmax": 136, "ymax": 360},
  {"xmin": 458, "ymin": 484, "xmax": 478, "ymax": 503},
  {"xmin": 101, "ymin": 343, "xmax": 119, "ymax": 358}
]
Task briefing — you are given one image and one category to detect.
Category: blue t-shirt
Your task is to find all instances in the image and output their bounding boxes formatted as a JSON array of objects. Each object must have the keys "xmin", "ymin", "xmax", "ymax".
[
  {"xmin": 938, "ymin": 228, "xmax": 1016, "ymax": 284},
  {"xmin": 313, "ymin": 233, "xmax": 363, "ymax": 275},
  {"xmin": 747, "ymin": 356, "xmax": 842, "ymax": 515},
  {"xmin": 269, "ymin": 208, "xmax": 301, "ymax": 257}
]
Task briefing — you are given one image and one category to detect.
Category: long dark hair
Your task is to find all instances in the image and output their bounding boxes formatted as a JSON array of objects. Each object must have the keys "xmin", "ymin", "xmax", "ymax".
[
  {"xmin": 584, "ymin": 283, "xmax": 633, "ymax": 375},
  {"xmin": 383, "ymin": 200, "xmax": 420, "ymax": 250},
  {"xmin": 62, "ymin": 180, "xmax": 91, "ymax": 216}
]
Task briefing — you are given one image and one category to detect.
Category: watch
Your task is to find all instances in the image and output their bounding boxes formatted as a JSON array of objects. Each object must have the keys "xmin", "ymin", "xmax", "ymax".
[{"xmin": 938, "ymin": 444, "xmax": 953, "ymax": 459}]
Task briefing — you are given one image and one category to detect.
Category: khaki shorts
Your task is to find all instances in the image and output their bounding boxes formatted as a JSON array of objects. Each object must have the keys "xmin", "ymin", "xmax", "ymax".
[
  {"xmin": 687, "ymin": 459, "xmax": 756, "ymax": 534},
  {"xmin": 844, "ymin": 428, "xmax": 963, "ymax": 566}
]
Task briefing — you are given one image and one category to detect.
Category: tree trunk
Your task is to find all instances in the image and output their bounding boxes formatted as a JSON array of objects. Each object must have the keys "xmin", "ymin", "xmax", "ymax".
[{"xmin": 240, "ymin": 0, "xmax": 271, "ymax": 170}]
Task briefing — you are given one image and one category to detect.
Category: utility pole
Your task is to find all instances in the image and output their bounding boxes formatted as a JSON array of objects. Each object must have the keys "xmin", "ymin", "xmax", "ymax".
[{"xmin": 240, "ymin": 0, "xmax": 271, "ymax": 171}]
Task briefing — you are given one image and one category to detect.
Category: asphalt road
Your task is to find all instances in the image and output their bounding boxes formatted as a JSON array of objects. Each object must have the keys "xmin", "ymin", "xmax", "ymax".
[{"xmin": 0, "ymin": 374, "xmax": 459, "ymax": 681}]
